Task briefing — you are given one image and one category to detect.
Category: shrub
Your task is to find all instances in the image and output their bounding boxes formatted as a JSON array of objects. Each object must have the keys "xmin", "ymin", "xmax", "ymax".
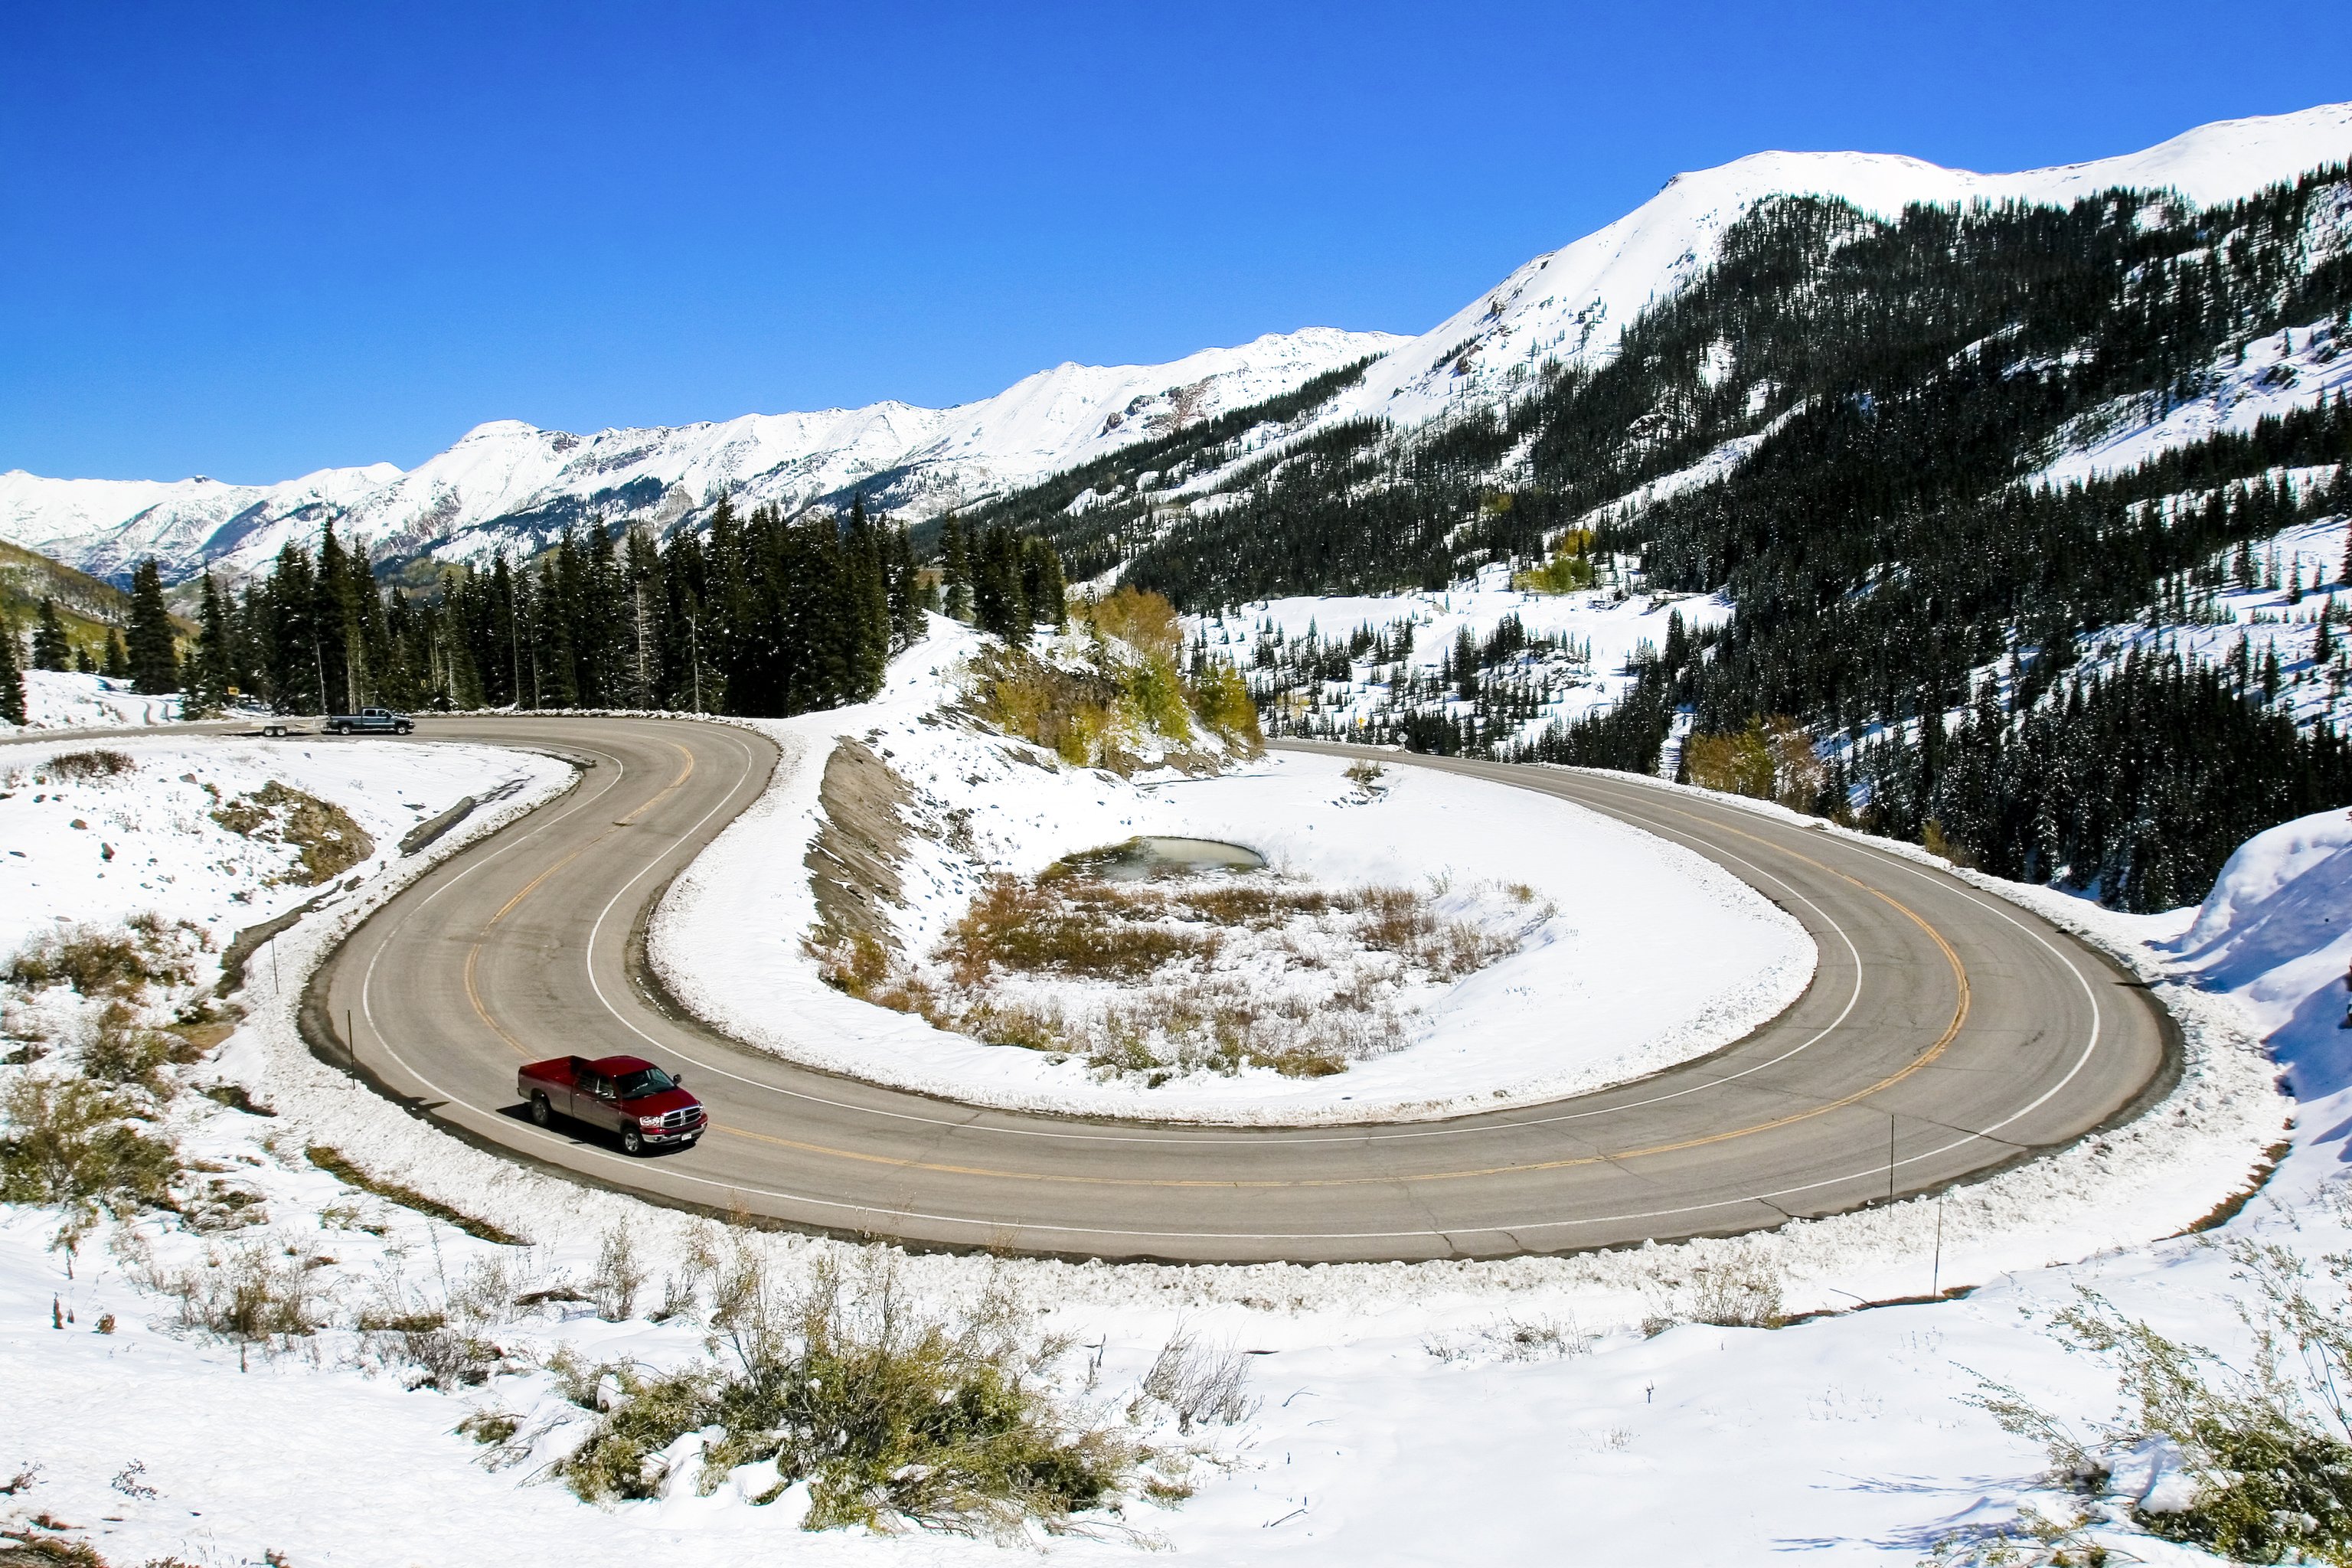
[
  {"xmin": 562, "ymin": 1251, "xmax": 1134, "ymax": 1539},
  {"xmin": 591, "ymin": 1220, "xmax": 648, "ymax": 1323},
  {"xmin": 83, "ymin": 1002, "xmax": 181, "ymax": 1090},
  {"xmin": 5, "ymin": 919, "xmax": 200, "ymax": 998},
  {"xmin": 210, "ymin": 782, "xmax": 374, "ymax": 884},
  {"xmin": 1963, "ymin": 1241, "xmax": 2352, "ymax": 1565},
  {"xmin": 0, "ymin": 1076, "xmax": 180, "ymax": 1211},
  {"xmin": 1132, "ymin": 1329, "xmax": 1259, "ymax": 1434},
  {"xmin": 1683, "ymin": 714, "xmax": 1823, "ymax": 812},
  {"xmin": 1083, "ymin": 586, "xmax": 1181, "ymax": 661},
  {"xmin": 1189, "ymin": 662, "xmax": 1262, "ymax": 752},
  {"xmin": 157, "ymin": 1235, "xmax": 318, "ymax": 1347},
  {"xmin": 1641, "ymin": 1250, "xmax": 1786, "ymax": 1334},
  {"xmin": 44, "ymin": 749, "xmax": 135, "ymax": 780}
]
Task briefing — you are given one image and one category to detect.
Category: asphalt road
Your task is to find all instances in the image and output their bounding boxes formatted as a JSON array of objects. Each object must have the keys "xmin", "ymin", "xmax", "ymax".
[{"xmin": 233, "ymin": 716, "xmax": 2175, "ymax": 1262}]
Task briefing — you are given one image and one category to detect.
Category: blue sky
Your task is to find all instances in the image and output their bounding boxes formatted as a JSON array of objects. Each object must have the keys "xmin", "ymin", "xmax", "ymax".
[{"xmin": 4, "ymin": 1, "xmax": 2347, "ymax": 484}]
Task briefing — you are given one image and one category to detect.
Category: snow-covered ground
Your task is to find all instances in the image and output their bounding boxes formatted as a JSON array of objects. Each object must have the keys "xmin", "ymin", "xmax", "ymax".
[
  {"xmin": 8, "ymin": 668, "xmax": 184, "ymax": 730},
  {"xmin": 0, "ymin": 702, "xmax": 2336, "ymax": 1563},
  {"xmin": 0, "ymin": 733, "xmax": 566, "ymax": 965},
  {"xmin": 1201, "ymin": 570, "xmax": 1729, "ymax": 754},
  {"xmin": 648, "ymin": 616, "xmax": 1809, "ymax": 1123},
  {"xmin": 2034, "ymin": 315, "xmax": 2352, "ymax": 489}
]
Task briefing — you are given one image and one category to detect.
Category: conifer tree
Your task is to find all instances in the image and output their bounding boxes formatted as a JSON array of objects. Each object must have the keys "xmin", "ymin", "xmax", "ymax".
[
  {"xmin": 1020, "ymin": 536, "xmax": 1067, "ymax": 630},
  {"xmin": 126, "ymin": 558, "xmax": 179, "ymax": 692},
  {"xmin": 972, "ymin": 525, "xmax": 1029, "ymax": 642},
  {"xmin": 939, "ymin": 514, "xmax": 973, "ymax": 622},
  {"xmin": 103, "ymin": 626, "xmax": 129, "ymax": 681},
  {"xmin": 186, "ymin": 571, "xmax": 234, "ymax": 715},
  {"xmin": 0, "ymin": 614, "xmax": 24, "ymax": 726},
  {"xmin": 74, "ymin": 643, "xmax": 95, "ymax": 675},
  {"xmin": 31, "ymin": 598, "xmax": 69, "ymax": 671},
  {"xmin": 886, "ymin": 524, "xmax": 923, "ymax": 650}
]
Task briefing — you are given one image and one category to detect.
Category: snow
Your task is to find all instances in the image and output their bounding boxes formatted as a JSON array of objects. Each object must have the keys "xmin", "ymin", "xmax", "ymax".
[
  {"xmin": 2034, "ymin": 315, "xmax": 2352, "ymax": 488},
  {"xmin": 1204, "ymin": 573, "xmax": 1731, "ymax": 752},
  {"xmin": 0, "ymin": 328, "xmax": 1402, "ymax": 586},
  {"xmin": 648, "ymin": 618, "xmax": 1809, "ymax": 1122},
  {"xmin": 1304, "ymin": 102, "xmax": 2352, "ymax": 440},
  {"xmin": 3, "ymin": 652, "xmax": 2351, "ymax": 1563},
  {"xmin": 7, "ymin": 669, "xmax": 183, "ymax": 730},
  {"xmin": 0, "ymin": 732, "xmax": 570, "ymax": 971}
]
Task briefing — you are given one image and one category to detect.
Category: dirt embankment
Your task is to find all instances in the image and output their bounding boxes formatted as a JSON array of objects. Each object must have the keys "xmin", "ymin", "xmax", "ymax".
[{"xmin": 805, "ymin": 740, "xmax": 916, "ymax": 952}]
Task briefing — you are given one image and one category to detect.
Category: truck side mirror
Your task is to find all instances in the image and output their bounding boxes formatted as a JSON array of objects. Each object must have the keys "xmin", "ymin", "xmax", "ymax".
[{"xmin": 672, "ymin": 1073, "xmax": 684, "ymax": 1087}]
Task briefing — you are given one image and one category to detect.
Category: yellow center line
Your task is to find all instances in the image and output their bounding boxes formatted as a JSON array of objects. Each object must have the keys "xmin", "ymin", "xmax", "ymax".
[
  {"xmin": 616, "ymin": 742, "xmax": 695, "ymax": 825},
  {"xmin": 463, "ymin": 743, "xmax": 694, "ymax": 1054}
]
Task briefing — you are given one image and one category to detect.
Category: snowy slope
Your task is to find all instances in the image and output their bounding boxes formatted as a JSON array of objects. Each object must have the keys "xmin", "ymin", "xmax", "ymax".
[
  {"xmin": 1308, "ymin": 102, "xmax": 2352, "ymax": 440},
  {"xmin": 0, "ymin": 328, "xmax": 1400, "ymax": 585}
]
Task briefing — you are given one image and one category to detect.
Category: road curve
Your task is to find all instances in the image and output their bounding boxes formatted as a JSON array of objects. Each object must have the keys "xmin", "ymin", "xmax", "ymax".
[{"xmin": 297, "ymin": 717, "xmax": 2173, "ymax": 1263}]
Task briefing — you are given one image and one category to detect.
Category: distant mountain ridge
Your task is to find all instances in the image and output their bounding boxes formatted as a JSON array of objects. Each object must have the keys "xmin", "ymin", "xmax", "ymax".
[{"xmin": 0, "ymin": 328, "xmax": 1401, "ymax": 586}]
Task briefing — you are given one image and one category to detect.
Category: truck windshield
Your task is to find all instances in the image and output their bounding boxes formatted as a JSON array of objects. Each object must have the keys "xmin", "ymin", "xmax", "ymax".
[{"xmin": 613, "ymin": 1067, "xmax": 675, "ymax": 1099}]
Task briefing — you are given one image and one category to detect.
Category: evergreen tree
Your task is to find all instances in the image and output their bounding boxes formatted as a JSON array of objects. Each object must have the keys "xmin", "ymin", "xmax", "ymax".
[
  {"xmin": 939, "ymin": 513, "xmax": 974, "ymax": 622},
  {"xmin": 886, "ymin": 524, "xmax": 924, "ymax": 650},
  {"xmin": 1020, "ymin": 536, "xmax": 1067, "ymax": 630},
  {"xmin": 0, "ymin": 614, "xmax": 24, "ymax": 726},
  {"xmin": 126, "ymin": 558, "xmax": 179, "ymax": 692},
  {"xmin": 31, "ymin": 598, "xmax": 69, "ymax": 671},
  {"xmin": 103, "ymin": 626, "xmax": 130, "ymax": 681},
  {"xmin": 972, "ymin": 525, "xmax": 1029, "ymax": 642},
  {"xmin": 186, "ymin": 571, "xmax": 234, "ymax": 714},
  {"xmin": 73, "ymin": 643, "xmax": 95, "ymax": 675}
]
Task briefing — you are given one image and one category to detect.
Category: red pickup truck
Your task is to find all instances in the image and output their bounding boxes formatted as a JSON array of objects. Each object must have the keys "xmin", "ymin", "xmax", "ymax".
[{"xmin": 518, "ymin": 1054, "xmax": 706, "ymax": 1155}]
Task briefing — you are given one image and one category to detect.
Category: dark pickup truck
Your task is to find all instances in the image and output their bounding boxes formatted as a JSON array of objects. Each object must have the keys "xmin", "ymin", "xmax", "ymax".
[
  {"xmin": 327, "ymin": 707, "xmax": 413, "ymax": 735},
  {"xmin": 518, "ymin": 1054, "xmax": 706, "ymax": 1155}
]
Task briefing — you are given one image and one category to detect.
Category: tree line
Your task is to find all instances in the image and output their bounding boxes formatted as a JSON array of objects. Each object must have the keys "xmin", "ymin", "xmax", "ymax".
[{"xmin": 1, "ymin": 500, "xmax": 1070, "ymax": 725}]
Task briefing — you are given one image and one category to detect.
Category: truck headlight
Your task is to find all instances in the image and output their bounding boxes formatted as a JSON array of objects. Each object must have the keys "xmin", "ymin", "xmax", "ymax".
[{"xmin": 638, "ymin": 1116, "xmax": 664, "ymax": 1129}]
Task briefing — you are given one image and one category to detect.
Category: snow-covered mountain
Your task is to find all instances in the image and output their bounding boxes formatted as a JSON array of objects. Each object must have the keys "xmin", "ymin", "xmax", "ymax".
[
  {"xmin": 0, "ymin": 328, "xmax": 1402, "ymax": 584},
  {"xmin": 5, "ymin": 101, "xmax": 2347, "ymax": 587},
  {"xmin": 1305, "ymin": 101, "xmax": 2352, "ymax": 439}
]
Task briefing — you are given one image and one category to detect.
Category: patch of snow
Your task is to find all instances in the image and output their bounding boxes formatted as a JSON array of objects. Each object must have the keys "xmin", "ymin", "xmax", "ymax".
[{"xmin": 8, "ymin": 669, "xmax": 183, "ymax": 730}]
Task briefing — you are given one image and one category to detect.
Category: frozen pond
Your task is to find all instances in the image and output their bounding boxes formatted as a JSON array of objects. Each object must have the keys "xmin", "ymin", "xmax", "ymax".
[{"xmin": 1048, "ymin": 835, "xmax": 1267, "ymax": 882}]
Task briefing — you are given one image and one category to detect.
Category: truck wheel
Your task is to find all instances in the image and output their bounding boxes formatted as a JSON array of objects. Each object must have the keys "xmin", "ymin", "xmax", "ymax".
[
  {"xmin": 529, "ymin": 1093, "xmax": 552, "ymax": 1127},
  {"xmin": 397, "ymin": 723, "xmax": 412, "ymax": 734},
  {"xmin": 622, "ymin": 1127, "xmax": 646, "ymax": 1156}
]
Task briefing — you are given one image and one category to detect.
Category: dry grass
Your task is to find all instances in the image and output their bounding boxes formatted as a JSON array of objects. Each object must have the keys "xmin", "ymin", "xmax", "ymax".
[
  {"xmin": 44, "ymin": 749, "xmax": 136, "ymax": 780},
  {"xmin": 210, "ymin": 781, "xmax": 374, "ymax": 884},
  {"xmin": 815, "ymin": 864, "xmax": 1540, "ymax": 1085},
  {"xmin": 5, "ymin": 915, "xmax": 209, "ymax": 998}
]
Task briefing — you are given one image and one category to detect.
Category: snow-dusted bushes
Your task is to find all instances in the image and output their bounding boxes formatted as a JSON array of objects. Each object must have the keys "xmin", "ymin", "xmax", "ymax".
[
  {"xmin": 557, "ymin": 1248, "xmax": 1147, "ymax": 1540},
  {"xmin": 0, "ymin": 1074, "xmax": 179, "ymax": 1214},
  {"xmin": 1965, "ymin": 1238, "xmax": 2352, "ymax": 1564},
  {"xmin": 0, "ymin": 917, "xmax": 208, "ymax": 1227},
  {"xmin": 965, "ymin": 588, "xmax": 1259, "ymax": 773},
  {"xmin": 817, "ymin": 865, "xmax": 1545, "ymax": 1082},
  {"xmin": 207, "ymin": 781, "xmax": 374, "ymax": 886}
]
